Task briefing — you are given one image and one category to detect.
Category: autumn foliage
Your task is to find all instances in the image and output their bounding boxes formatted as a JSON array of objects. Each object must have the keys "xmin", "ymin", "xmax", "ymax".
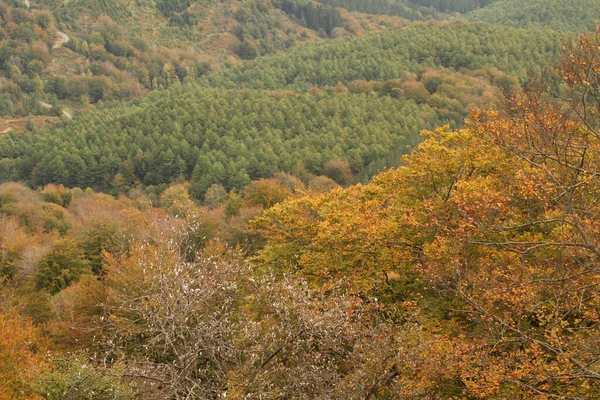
[
  {"xmin": 2, "ymin": 23, "xmax": 600, "ymax": 400},
  {"xmin": 0, "ymin": 304, "xmax": 46, "ymax": 400},
  {"xmin": 255, "ymin": 27, "xmax": 600, "ymax": 398}
]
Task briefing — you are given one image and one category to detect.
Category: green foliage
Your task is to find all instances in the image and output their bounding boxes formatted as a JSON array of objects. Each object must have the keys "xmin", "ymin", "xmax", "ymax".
[
  {"xmin": 54, "ymin": 0, "xmax": 131, "ymax": 24},
  {"xmin": 0, "ymin": 86, "xmax": 448, "ymax": 194},
  {"xmin": 0, "ymin": 4, "xmax": 55, "ymax": 117},
  {"xmin": 273, "ymin": 0, "xmax": 343, "ymax": 36},
  {"xmin": 0, "ymin": 249, "xmax": 19, "ymax": 280},
  {"xmin": 157, "ymin": 0, "xmax": 196, "ymax": 26},
  {"xmin": 1, "ymin": 22, "xmax": 566, "ymax": 194},
  {"xmin": 0, "ymin": 1, "xmax": 212, "ymax": 119},
  {"xmin": 423, "ymin": 75, "xmax": 443, "ymax": 93},
  {"xmin": 235, "ymin": 38, "xmax": 260, "ymax": 60},
  {"xmin": 317, "ymin": 0, "xmax": 500, "ymax": 20},
  {"xmin": 224, "ymin": 191, "xmax": 243, "ymax": 218},
  {"xmin": 467, "ymin": 0, "xmax": 600, "ymax": 32},
  {"xmin": 34, "ymin": 356, "xmax": 134, "ymax": 400},
  {"xmin": 78, "ymin": 226, "xmax": 116, "ymax": 275},
  {"xmin": 203, "ymin": 22, "xmax": 565, "ymax": 90},
  {"xmin": 229, "ymin": 1, "xmax": 301, "ymax": 57},
  {"xmin": 35, "ymin": 240, "xmax": 90, "ymax": 294}
]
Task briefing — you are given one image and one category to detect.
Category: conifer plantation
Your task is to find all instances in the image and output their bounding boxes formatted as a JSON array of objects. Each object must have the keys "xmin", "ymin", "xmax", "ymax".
[{"xmin": 1, "ymin": 0, "xmax": 600, "ymax": 398}]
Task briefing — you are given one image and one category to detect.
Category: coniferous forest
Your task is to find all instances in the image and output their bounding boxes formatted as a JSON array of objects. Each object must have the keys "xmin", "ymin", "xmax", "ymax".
[{"xmin": 1, "ymin": 0, "xmax": 600, "ymax": 399}]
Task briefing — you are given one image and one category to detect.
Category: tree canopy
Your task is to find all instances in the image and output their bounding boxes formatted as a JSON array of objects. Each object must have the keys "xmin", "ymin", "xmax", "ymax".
[
  {"xmin": 254, "ymin": 27, "xmax": 600, "ymax": 398},
  {"xmin": 202, "ymin": 22, "xmax": 565, "ymax": 90},
  {"xmin": 466, "ymin": 0, "xmax": 600, "ymax": 32}
]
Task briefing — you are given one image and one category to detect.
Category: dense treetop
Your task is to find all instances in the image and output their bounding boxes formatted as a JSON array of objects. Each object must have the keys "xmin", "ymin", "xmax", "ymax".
[
  {"xmin": 0, "ymin": 20, "xmax": 566, "ymax": 196},
  {"xmin": 0, "ymin": 86, "xmax": 442, "ymax": 194},
  {"xmin": 254, "ymin": 28, "xmax": 600, "ymax": 397},
  {"xmin": 317, "ymin": 0, "xmax": 500, "ymax": 20},
  {"xmin": 466, "ymin": 0, "xmax": 600, "ymax": 32},
  {"xmin": 202, "ymin": 22, "xmax": 566, "ymax": 90}
]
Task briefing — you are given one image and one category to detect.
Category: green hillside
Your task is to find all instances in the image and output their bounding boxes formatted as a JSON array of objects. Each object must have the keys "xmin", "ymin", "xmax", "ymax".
[
  {"xmin": 0, "ymin": 86, "xmax": 440, "ymax": 194},
  {"xmin": 316, "ymin": 0, "xmax": 501, "ymax": 20},
  {"xmin": 202, "ymin": 22, "xmax": 566, "ymax": 90},
  {"xmin": 0, "ymin": 21, "xmax": 567, "ymax": 195},
  {"xmin": 466, "ymin": 0, "xmax": 600, "ymax": 32},
  {"xmin": 0, "ymin": 0, "xmax": 347, "ymax": 124}
]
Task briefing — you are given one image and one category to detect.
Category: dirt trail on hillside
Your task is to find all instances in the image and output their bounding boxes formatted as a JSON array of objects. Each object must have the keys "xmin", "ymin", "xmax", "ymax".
[
  {"xmin": 53, "ymin": 30, "xmax": 70, "ymax": 49},
  {"xmin": 39, "ymin": 101, "xmax": 73, "ymax": 120},
  {"xmin": 47, "ymin": 32, "xmax": 71, "ymax": 117},
  {"xmin": 18, "ymin": 0, "xmax": 72, "ymax": 120},
  {"xmin": 21, "ymin": 0, "xmax": 69, "ymax": 49}
]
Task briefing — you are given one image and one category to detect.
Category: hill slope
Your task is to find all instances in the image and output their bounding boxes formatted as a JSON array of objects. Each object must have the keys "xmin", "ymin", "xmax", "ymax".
[
  {"xmin": 0, "ymin": 0, "xmax": 356, "ymax": 124},
  {"xmin": 0, "ymin": 85, "xmax": 460, "ymax": 194},
  {"xmin": 0, "ymin": 21, "xmax": 568, "ymax": 195},
  {"xmin": 316, "ymin": 0, "xmax": 501, "ymax": 20},
  {"xmin": 466, "ymin": 0, "xmax": 600, "ymax": 32},
  {"xmin": 202, "ymin": 22, "xmax": 566, "ymax": 89}
]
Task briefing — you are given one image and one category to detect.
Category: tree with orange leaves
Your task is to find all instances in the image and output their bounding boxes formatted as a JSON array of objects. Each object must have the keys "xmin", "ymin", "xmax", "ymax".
[
  {"xmin": 255, "ymin": 27, "xmax": 600, "ymax": 398},
  {"xmin": 0, "ymin": 297, "xmax": 46, "ymax": 400}
]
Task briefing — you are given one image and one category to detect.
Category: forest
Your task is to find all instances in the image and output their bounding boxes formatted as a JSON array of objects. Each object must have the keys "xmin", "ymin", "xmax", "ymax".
[
  {"xmin": 1, "ymin": 0, "xmax": 600, "ymax": 399},
  {"xmin": 0, "ymin": 87, "xmax": 440, "ymax": 193},
  {"xmin": 0, "ymin": 0, "xmax": 344, "ymax": 122},
  {"xmin": 0, "ymin": 0, "xmax": 593, "ymax": 123},
  {"xmin": 2, "ymin": 20, "xmax": 563, "ymax": 195},
  {"xmin": 317, "ymin": 0, "xmax": 600, "ymax": 32},
  {"xmin": 0, "ymin": 1, "xmax": 205, "ymax": 119},
  {"xmin": 202, "ymin": 21, "xmax": 565, "ymax": 89},
  {"xmin": 317, "ymin": 0, "xmax": 500, "ymax": 20},
  {"xmin": 465, "ymin": 0, "xmax": 600, "ymax": 32}
]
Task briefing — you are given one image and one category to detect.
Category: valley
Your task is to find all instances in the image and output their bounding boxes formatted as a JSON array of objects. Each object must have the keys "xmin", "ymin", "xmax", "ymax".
[{"xmin": 1, "ymin": 1, "xmax": 600, "ymax": 399}]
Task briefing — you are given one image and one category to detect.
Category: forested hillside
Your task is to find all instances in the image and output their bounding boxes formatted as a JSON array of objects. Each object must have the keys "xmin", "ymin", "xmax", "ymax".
[
  {"xmin": 202, "ymin": 22, "xmax": 565, "ymax": 89},
  {"xmin": 1, "ymin": 0, "xmax": 594, "ymax": 127},
  {"xmin": 2, "ymin": 0, "xmax": 600, "ymax": 398},
  {"xmin": 466, "ymin": 0, "xmax": 600, "ymax": 32},
  {"xmin": 0, "ymin": 21, "xmax": 565, "ymax": 196},
  {"xmin": 0, "ymin": 82, "xmax": 481, "ymax": 195},
  {"xmin": 0, "ymin": 0, "xmax": 358, "ymax": 126},
  {"xmin": 319, "ymin": 0, "xmax": 600, "ymax": 33},
  {"xmin": 317, "ymin": 0, "xmax": 500, "ymax": 20},
  {"xmin": 0, "ymin": 1, "xmax": 207, "ymax": 125},
  {"xmin": 0, "ymin": 2, "xmax": 63, "ymax": 119},
  {"xmin": 1, "ymin": 26, "xmax": 599, "ymax": 399}
]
